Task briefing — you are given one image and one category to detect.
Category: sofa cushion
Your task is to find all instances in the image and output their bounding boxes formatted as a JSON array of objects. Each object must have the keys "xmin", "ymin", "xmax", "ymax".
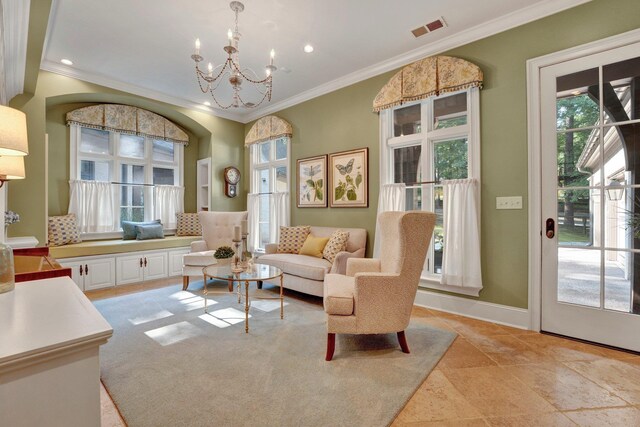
[
  {"xmin": 176, "ymin": 213, "xmax": 202, "ymax": 236},
  {"xmin": 183, "ymin": 250, "xmax": 216, "ymax": 267},
  {"xmin": 298, "ymin": 235, "xmax": 329, "ymax": 258},
  {"xmin": 259, "ymin": 253, "xmax": 331, "ymax": 281},
  {"xmin": 277, "ymin": 226, "xmax": 311, "ymax": 254},
  {"xmin": 323, "ymin": 230, "xmax": 349, "ymax": 263},
  {"xmin": 324, "ymin": 274, "xmax": 355, "ymax": 316}
]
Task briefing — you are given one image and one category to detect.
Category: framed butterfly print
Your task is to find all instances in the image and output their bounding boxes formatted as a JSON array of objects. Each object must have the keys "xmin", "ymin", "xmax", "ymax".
[
  {"xmin": 297, "ymin": 154, "xmax": 328, "ymax": 207},
  {"xmin": 329, "ymin": 147, "xmax": 368, "ymax": 208}
]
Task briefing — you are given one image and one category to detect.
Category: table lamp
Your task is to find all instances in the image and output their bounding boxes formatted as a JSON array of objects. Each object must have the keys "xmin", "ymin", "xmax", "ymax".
[{"xmin": 0, "ymin": 105, "xmax": 29, "ymax": 294}]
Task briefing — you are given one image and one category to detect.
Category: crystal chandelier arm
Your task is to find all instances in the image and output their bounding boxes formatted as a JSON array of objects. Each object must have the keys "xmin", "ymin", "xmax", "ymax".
[{"xmin": 237, "ymin": 89, "xmax": 271, "ymax": 109}]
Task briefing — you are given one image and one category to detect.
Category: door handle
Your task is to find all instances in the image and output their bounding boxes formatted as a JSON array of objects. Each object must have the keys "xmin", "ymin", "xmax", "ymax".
[
  {"xmin": 79, "ymin": 265, "xmax": 83, "ymax": 276},
  {"xmin": 545, "ymin": 218, "xmax": 555, "ymax": 239},
  {"xmin": 140, "ymin": 258, "xmax": 143, "ymax": 268},
  {"xmin": 144, "ymin": 257, "xmax": 147, "ymax": 267},
  {"xmin": 85, "ymin": 264, "xmax": 89, "ymax": 275}
]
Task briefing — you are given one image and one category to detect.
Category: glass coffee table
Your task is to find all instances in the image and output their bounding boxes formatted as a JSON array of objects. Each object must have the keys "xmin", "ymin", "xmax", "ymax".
[{"xmin": 202, "ymin": 263, "xmax": 284, "ymax": 333}]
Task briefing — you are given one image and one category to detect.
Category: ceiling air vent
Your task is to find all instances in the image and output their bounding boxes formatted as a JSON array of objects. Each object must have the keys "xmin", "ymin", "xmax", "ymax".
[{"xmin": 411, "ymin": 17, "xmax": 447, "ymax": 38}]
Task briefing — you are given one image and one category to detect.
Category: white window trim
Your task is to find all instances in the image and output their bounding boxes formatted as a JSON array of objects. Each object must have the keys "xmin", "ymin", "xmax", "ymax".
[
  {"xmin": 379, "ymin": 87, "xmax": 481, "ymax": 289},
  {"xmin": 70, "ymin": 124, "xmax": 184, "ymax": 239}
]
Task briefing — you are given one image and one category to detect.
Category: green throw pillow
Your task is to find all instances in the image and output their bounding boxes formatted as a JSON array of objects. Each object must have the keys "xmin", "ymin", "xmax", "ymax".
[
  {"xmin": 135, "ymin": 223, "xmax": 165, "ymax": 240},
  {"xmin": 122, "ymin": 220, "xmax": 161, "ymax": 240}
]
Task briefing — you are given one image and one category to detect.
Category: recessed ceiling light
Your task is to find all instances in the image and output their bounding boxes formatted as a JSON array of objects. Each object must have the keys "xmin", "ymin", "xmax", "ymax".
[
  {"xmin": 303, "ymin": 44, "xmax": 314, "ymax": 53},
  {"xmin": 203, "ymin": 101, "xmax": 211, "ymax": 106},
  {"xmin": 61, "ymin": 58, "xmax": 73, "ymax": 65}
]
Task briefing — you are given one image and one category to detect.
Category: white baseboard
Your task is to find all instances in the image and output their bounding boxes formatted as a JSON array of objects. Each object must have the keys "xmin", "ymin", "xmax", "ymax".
[{"xmin": 414, "ymin": 288, "xmax": 531, "ymax": 330}]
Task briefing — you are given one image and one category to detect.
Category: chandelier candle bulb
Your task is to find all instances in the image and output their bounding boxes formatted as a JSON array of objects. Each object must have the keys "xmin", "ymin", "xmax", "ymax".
[
  {"xmin": 241, "ymin": 219, "xmax": 247, "ymax": 235},
  {"xmin": 207, "ymin": 62, "xmax": 213, "ymax": 77},
  {"xmin": 195, "ymin": 38, "xmax": 200, "ymax": 55},
  {"xmin": 270, "ymin": 49, "xmax": 275, "ymax": 66},
  {"xmin": 234, "ymin": 225, "xmax": 241, "ymax": 241},
  {"xmin": 227, "ymin": 29, "xmax": 233, "ymax": 46}
]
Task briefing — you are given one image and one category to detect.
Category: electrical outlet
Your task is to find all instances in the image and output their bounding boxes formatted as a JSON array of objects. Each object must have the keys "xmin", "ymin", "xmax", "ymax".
[{"xmin": 496, "ymin": 196, "xmax": 522, "ymax": 210}]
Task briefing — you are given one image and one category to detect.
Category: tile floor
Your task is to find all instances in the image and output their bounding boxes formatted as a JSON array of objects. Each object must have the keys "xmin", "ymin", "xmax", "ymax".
[{"xmin": 88, "ymin": 281, "xmax": 640, "ymax": 427}]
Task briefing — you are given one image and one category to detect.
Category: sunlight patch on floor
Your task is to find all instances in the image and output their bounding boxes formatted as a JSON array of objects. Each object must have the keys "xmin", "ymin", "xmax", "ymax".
[
  {"xmin": 198, "ymin": 307, "xmax": 249, "ymax": 328},
  {"xmin": 169, "ymin": 290, "xmax": 198, "ymax": 301},
  {"xmin": 128, "ymin": 309, "xmax": 174, "ymax": 325},
  {"xmin": 251, "ymin": 300, "xmax": 289, "ymax": 312},
  {"xmin": 144, "ymin": 321, "xmax": 201, "ymax": 346}
]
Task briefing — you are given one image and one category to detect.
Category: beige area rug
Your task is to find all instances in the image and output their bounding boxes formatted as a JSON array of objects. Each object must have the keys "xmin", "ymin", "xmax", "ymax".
[{"xmin": 94, "ymin": 281, "xmax": 456, "ymax": 427}]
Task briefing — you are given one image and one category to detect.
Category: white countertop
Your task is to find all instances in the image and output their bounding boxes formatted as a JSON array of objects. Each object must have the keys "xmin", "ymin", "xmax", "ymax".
[{"xmin": 0, "ymin": 277, "xmax": 113, "ymax": 371}]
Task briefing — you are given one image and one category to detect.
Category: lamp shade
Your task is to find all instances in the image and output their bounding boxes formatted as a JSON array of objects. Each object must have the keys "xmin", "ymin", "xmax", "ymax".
[
  {"xmin": 0, "ymin": 155, "xmax": 25, "ymax": 180},
  {"xmin": 0, "ymin": 105, "xmax": 28, "ymax": 156}
]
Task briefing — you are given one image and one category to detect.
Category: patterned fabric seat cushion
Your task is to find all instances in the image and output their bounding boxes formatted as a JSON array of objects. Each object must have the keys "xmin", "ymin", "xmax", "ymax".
[
  {"xmin": 259, "ymin": 253, "xmax": 332, "ymax": 281},
  {"xmin": 277, "ymin": 226, "xmax": 311, "ymax": 254},
  {"xmin": 48, "ymin": 214, "xmax": 82, "ymax": 247},
  {"xmin": 176, "ymin": 213, "xmax": 202, "ymax": 236},
  {"xmin": 323, "ymin": 230, "xmax": 350, "ymax": 263}
]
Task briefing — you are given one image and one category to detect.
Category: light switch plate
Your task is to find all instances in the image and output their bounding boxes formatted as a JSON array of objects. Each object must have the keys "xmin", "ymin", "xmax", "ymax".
[{"xmin": 496, "ymin": 196, "xmax": 522, "ymax": 210}]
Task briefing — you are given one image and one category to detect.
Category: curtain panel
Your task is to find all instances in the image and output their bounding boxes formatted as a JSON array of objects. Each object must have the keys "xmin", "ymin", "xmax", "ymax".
[
  {"xmin": 269, "ymin": 192, "xmax": 290, "ymax": 243},
  {"xmin": 68, "ymin": 180, "xmax": 115, "ymax": 233},
  {"xmin": 66, "ymin": 104, "xmax": 189, "ymax": 145},
  {"xmin": 373, "ymin": 183, "xmax": 406, "ymax": 257},
  {"xmin": 246, "ymin": 193, "xmax": 261, "ymax": 253},
  {"xmin": 440, "ymin": 179, "xmax": 482, "ymax": 293},
  {"xmin": 372, "ymin": 55, "xmax": 483, "ymax": 112},
  {"xmin": 153, "ymin": 185, "xmax": 184, "ymax": 229}
]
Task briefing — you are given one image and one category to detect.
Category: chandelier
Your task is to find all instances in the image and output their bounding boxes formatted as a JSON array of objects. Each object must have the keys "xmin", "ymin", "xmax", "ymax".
[{"xmin": 191, "ymin": 1, "xmax": 276, "ymax": 109}]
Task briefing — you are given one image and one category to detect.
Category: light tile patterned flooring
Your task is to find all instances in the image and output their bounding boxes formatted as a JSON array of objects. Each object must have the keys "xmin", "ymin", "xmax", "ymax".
[{"xmin": 88, "ymin": 281, "xmax": 640, "ymax": 427}]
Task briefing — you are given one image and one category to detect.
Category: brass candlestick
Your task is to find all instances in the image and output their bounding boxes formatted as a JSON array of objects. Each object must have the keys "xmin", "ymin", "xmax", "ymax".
[{"xmin": 231, "ymin": 239, "xmax": 244, "ymax": 273}]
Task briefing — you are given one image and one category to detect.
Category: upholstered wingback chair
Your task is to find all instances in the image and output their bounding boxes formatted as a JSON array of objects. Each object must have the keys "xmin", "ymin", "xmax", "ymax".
[
  {"xmin": 182, "ymin": 211, "xmax": 248, "ymax": 290},
  {"xmin": 323, "ymin": 211, "xmax": 436, "ymax": 361}
]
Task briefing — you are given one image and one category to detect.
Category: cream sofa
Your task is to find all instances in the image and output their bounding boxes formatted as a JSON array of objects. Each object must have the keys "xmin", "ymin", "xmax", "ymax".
[{"xmin": 258, "ymin": 226, "xmax": 367, "ymax": 297}]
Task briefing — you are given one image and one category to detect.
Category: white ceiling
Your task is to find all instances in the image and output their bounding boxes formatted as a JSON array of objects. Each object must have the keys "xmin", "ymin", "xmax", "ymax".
[{"xmin": 41, "ymin": 0, "xmax": 590, "ymax": 123}]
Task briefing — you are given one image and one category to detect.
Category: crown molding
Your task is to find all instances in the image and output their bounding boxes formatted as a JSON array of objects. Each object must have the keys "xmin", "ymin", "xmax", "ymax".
[
  {"xmin": 40, "ymin": 60, "xmax": 243, "ymax": 122},
  {"xmin": 241, "ymin": 0, "xmax": 591, "ymax": 123},
  {"xmin": 2, "ymin": 0, "xmax": 30, "ymax": 104}
]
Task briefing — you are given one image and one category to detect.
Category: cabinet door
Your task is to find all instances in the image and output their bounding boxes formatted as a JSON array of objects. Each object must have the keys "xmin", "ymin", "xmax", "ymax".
[
  {"xmin": 116, "ymin": 254, "xmax": 145, "ymax": 286},
  {"xmin": 84, "ymin": 257, "xmax": 116, "ymax": 291},
  {"xmin": 144, "ymin": 252, "xmax": 168, "ymax": 281},
  {"xmin": 59, "ymin": 260, "xmax": 85, "ymax": 290},
  {"xmin": 168, "ymin": 248, "xmax": 190, "ymax": 277}
]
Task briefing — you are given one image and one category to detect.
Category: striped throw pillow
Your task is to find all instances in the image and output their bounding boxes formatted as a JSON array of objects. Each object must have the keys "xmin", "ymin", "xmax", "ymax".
[{"xmin": 277, "ymin": 226, "xmax": 311, "ymax": 254}]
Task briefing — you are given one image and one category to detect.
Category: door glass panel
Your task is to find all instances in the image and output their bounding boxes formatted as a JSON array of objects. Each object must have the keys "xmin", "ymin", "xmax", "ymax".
[
  {"xmin": 557, "ymin": 247, "xmax": 601, "ymax": 308},
  {"xmin": 602, "ymin": 56, "xmax": 640, "ymax": 124},
  {"xmin": 434, "ymin": 138, "xmax": 468, "ymax": 181},
  {"xmin": 152, "ymin": 140, "xmax": 175, "ymax": 162},
  {"xmin": 80, "ymin": 160, "xmax": 110, "ymax": 181},
  {"xmin": 556, "ymin": 129, "xmax": 597, "ymax": 187},
  {"xmin": 120, "ymin": 135, "xmax": 145, "ymax": 158},
  {"xmin": 80, "ymin": 128, "xmax": 110, "ymax": 154},
  {"xmin": 433, "ymin": 186, "xmax": 444, "ymax": 274},
  {"xmin": 604, "ymin": 188, "xmax": 635, "ymax": 250},
  {"xmin": 604, "ymin": 250, "xmax": 632, "ymax": 313},
  {"xmin": 433, "ymin": 92, "xmax": 467, "ymax": 129},
  {"xmin": 393, "ymin": 104, "xmax": 421, "ymax": 137},
  {"xmin": 557, "ymin": 189, "xmax": 595, "ymax": 246},
  {"xmin": 556, "ymin": 68, "xmax": 599, "ymax": 131},
  {"xmin": 394, "ymin": 145, "xmax": 421, "ymax": 184}
]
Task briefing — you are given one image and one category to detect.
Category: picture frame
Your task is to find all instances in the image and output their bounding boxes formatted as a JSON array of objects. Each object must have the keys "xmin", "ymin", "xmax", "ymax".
[
  {"xmin": 297, "ymin": 154, "xmax": 328, "ymax": 208},
  {"xmin": 329, "ymin": 147, "xmax": 368, "ymax": 208}
]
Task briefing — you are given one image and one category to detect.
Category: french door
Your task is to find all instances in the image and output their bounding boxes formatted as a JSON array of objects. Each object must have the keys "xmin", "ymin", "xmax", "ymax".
[{"xmin": 540, "ymin": 40, "xmax": 640, "ymax": 351}]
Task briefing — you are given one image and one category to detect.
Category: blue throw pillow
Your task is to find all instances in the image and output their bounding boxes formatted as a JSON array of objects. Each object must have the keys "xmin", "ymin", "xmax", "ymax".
[
  {"xmin": 135, "ymin": 223, "xmax": 165, "ymax": 240},
  {"xmin": 122, "ymin": 220, "xmax": 161, "ymax": 240}
]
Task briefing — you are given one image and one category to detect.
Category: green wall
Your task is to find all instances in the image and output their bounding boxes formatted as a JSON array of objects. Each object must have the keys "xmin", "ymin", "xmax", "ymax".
[
  {"xmin": 245, "ymin": 0, "xmax": 640, "ymax": 308},
  {"xmin": 10, "ymin": 71, "xmax": 245, "ymax": 244}
]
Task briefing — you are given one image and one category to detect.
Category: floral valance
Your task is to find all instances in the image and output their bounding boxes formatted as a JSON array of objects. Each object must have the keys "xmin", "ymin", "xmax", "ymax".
[
  {"xmin": 372, "ymin": 55, "xmax": 483, "ymax": 112},
  {"xmin": 66, "ymin": 104, "xmax": 189, "ymax": 145},
  {"xmin": 244, "ymin": 115, "xmax": 293, "ymax": 146}
]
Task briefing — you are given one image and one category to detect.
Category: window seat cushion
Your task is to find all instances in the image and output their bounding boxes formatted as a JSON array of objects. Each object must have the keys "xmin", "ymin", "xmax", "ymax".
[{"xmin": 49, "ymin": 235, "xmax": 200, "ymax": 259}]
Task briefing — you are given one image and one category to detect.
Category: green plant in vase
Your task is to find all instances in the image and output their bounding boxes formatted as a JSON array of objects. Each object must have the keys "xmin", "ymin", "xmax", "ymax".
[{"xmin": 214, "ymin": 246, "xmax": 235, "ymax": 264}]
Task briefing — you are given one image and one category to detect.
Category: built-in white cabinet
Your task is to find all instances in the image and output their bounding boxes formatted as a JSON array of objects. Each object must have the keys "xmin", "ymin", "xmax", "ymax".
[
  {"xmin": 169, "ymin": 248, "xmax": 190, "ymax": 277},
  {"xmin": 59, "ymin": 256, "xmax": 116, "ymax": 291},
  {"xmin": 116, "ymin": 250, "xmax": 168, "ymax": 286},
  {"xmin": 197, "ymin": 157, "xmax": 211, "ymax": 211}
]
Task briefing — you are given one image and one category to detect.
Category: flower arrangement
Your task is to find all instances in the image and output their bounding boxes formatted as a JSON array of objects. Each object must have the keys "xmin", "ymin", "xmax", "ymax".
[
  {"xmin": 213, "ymin": 246, "xmax": 235, "ymax": 259},
  {"xmin": 5, "ymin": 210, "xmax": 19, "ymax": 226}
]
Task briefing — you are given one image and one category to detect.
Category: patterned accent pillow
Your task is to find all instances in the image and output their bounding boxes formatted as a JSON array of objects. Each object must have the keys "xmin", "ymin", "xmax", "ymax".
[
  {"xmin": 176, "ymin": 213, "xmax": 202, "ymax": 236},
  {"xmin": 48, "ymin": 214, "xmax": 82, "ymax": 247},
  {"xmin": 277, "ymin": 226, "xmax": 311, "ymax": 254},
  {"xmin": 323, "ymin": 230, "xmax": 350, "ymax": 263}
]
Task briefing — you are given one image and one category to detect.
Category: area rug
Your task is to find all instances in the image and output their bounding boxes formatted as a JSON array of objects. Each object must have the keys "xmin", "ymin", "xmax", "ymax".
[{"xmin": 94, "ymin": 281, "xmax": 456, "ymax": 427}]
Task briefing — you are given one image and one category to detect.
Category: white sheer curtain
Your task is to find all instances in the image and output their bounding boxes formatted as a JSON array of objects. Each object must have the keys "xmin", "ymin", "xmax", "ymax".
[
  {"xmin": 247, "ymin": 193, "xmax": 260, "ymax": 252},
  {"xmin": 440, "ymin": 179, "xmax": 482, "ymax": 292},
  {"xmin": 269, "ymin": 192, "xmax": 290, "ymax": 244},
  {"xmin": 153, "ymin": 185, "xmax": 184, "ymax": 228},
  {"xmin": 373, "ymin": 183, "xmax": 406, "ymax": 257},
  {"xmin": 68, "ymin": 180, "xmax": 115, "ymax": 233}
]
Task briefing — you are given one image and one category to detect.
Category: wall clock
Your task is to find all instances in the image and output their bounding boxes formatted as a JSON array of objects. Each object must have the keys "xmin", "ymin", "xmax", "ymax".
[{"xmin": 224, "ymin": 166, "xmax": 241, "ymax": 198}]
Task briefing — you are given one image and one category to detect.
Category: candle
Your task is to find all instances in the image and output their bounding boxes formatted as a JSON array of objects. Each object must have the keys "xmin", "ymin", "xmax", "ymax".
[
  {"xmin": 227, "ymin": 29, "xmax": 233, "ymax": 45},
  {"xmin": 270, "ymin": 49, "xmax": 275, "ymax": 66},
  {"xmin": 233, "ymin": 225, "xmax": 241, "ymax": 241},
  {"xmin": 207, "ymin": 62, "xmax": 213, "ymax": 77},
  {"xmin": 241, "ymin": 220, "xmax": 247, "ymax": 235},
  {"xmin": 195, "ymin": 38, "xmax": 200, "ymax": 55}
]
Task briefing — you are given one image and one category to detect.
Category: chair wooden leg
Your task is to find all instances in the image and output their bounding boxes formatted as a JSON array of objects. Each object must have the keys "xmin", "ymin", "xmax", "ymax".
[
  {"xmin": 397, "ymin": 331, "xmax": 410, "ymax": 354},
  {"xmin": 326, "ymin": 333, "xmax": 336, "ymax": 361},
  {"xmin": 228, "ymin": 280, "xmax": 233, "ymax": 292},
  {"xmin": 182, "ymin": 276, "xmax": 189, "ymax": 290},
  {"xmin": 257, "ymin": 280, "xmax": 263, "ymax": 289}
]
